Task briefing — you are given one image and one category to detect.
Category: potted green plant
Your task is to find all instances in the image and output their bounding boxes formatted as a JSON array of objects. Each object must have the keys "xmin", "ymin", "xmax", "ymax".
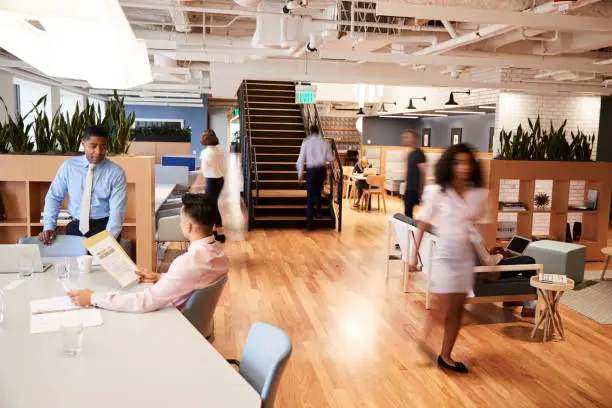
[
  {"xmin": 32, "ymin": 96, "xmax": 60, "ymax": 153},
  {"xmin": 534, "ymin": 192, "xmax": 550, "ymax": 211},
  {"xmin": 107, "ymin": 90, "xmax": 135, "ymax": 154}
]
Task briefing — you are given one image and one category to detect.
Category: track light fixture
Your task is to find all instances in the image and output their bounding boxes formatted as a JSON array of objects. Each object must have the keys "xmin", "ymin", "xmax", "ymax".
[
  {"xmin": 445, "ymin": 90, "xmax": 470, "ymax": 106},
  {"xmin": 377, "ymin": 101, "xmax": 396, "ymax": 114},
  {"xmin": 406, "ymin": 97, "xmax": 426, "ymax": 110}
]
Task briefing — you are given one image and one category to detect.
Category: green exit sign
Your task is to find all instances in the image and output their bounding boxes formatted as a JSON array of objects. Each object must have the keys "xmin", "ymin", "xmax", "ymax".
[
  {"xmin": 295, "ymin": 84, "xmax": 317, "ymax": 104},
  {"xmin": 298, "ymin": 91, "xmax": 314, "ymax": 104},
  {"xmin": 234, "ymin": 108, "xmax": 239, "ymax": 116}
]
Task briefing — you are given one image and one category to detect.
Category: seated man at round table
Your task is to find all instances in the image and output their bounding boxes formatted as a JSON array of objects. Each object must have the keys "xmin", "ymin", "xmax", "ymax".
[{"xmin": 68, "ymin": 194, "xmax": 229, "ymax": 313}]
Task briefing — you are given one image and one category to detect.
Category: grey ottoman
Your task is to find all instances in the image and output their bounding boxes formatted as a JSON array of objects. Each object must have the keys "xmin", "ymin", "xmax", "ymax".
[{"xmin": 524, "ymin": 240, "xmax": 586, "ymax": 283}]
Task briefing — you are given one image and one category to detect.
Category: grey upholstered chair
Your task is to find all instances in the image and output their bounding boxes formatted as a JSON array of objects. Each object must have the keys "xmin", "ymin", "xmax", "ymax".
[
  {"xmin": 18, "ymin": 235, "xmax": 87, "ymax": 257},
  {"xmin": 227, "ymin": 322, "xmax": 293, "ymax": 408},
  {"xmin": 182, "ymin": 276, "xmax": 228, "ymax": 342}
]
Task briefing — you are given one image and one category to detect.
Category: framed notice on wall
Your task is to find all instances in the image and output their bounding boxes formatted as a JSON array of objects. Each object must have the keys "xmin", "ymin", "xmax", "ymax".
[
  {"xmin": 489, "ymin": 127, "xmax": 495, "ymax": 152},
  {"xmin": 450, "ymin": 128, "xmax": 462, "ymax": 146},
  {"xmin": 422, "ymin": 128, "xmax": 431, "ymax": 147}
]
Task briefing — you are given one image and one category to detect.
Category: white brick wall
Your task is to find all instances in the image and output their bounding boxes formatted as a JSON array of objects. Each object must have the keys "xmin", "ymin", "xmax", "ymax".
[{"xmin": 494, "ymin": 92, "xmax": 601, "ymax": 159}]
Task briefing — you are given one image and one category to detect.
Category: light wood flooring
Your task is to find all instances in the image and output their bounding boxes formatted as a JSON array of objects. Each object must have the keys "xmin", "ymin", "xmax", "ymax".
[{"xmin": 163, "ymin": 195, "xmax": 612, "ymax": 408}]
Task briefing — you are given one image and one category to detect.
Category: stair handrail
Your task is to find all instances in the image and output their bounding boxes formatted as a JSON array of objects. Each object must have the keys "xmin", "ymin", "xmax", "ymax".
[
  {"xmin": 300, "ymin": 101, "xmax": 343, "ymax": 232},
  {"xmin": 239, "ymin": 81, "xmax": 256, "ymax": 230}
]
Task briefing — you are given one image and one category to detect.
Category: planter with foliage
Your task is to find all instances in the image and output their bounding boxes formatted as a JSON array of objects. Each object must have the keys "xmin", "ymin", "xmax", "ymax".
[
  {"xmin": 0, "ymin": 90, "xmax": 134, "ymax": 155},
  {"xmin": 497, "ymin": 116, "xmax": 594, "ymax": 161},
  {"xmin": 131, "ymin": 126, "xmax": 192, "ymax": 143}
]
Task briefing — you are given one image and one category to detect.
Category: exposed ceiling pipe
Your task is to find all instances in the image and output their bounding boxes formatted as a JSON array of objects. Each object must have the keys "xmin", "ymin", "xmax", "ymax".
[
  {"xmin": 410, "ymin": 0, "xmax": 595, "ymax": 56},
  {"xmin": 520, "ymin": 28, "xmax": 559, "ymax": 42},
  {"xmin": 169, "ymin": 3, "xmax": 191, "ymax": 33},
  {"xmin": 441, "ymin": 21, "xmax": 457, "ymax": 39}
]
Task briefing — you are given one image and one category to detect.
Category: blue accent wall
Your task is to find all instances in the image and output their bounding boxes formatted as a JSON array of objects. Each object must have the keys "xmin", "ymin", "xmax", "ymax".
[{"xmin": 125, "ymin": 94, "xmax": 208, "ymax": 158}]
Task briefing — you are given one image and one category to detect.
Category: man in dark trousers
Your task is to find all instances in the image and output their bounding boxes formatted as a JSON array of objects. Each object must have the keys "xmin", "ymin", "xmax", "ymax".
[
  {"xmin": 403, "ymin": 129, "xmax": 426, "ymax": 218},
  {"xmin": 296, "ymin": 125, "xmax": 333, "ymax": 230}
]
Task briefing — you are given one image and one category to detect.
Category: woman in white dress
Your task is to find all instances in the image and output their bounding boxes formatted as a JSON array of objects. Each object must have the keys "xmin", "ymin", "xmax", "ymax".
[
  {"xmin": 410, "ymin": 143, "xmax": 488, "ymax": 373},
  {"xmin": 198, "ymin": 130, "xmax": 226, "ymax": 243}
]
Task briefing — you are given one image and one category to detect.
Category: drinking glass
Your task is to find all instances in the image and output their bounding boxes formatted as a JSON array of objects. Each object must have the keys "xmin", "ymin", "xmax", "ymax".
[
  {"xmin": 61, "ymin": 318, "xmax": 83, "ymax": 356},
  {"xmin": 18, "ymin": 257, "xmax": 34, "ymax": 278}
]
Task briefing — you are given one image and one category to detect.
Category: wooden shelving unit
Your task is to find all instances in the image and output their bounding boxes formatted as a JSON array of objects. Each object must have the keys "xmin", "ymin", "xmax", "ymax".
[
  {"xmin": 0, "ymin": 155, "xmax": 156, "ymax": 271},
  {"xmin": 482, "ymin": 160, "xmax": 612, "ymax": 261}
]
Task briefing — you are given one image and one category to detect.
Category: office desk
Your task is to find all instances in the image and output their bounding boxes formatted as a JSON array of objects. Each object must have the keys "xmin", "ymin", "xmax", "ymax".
[
  {"xmin": 155, "ymin": 184, "xmax": 176, "ymax": 212},
  {"xmin": 0, "ymin": 260, "xmax": 260, "ymax": 408}
]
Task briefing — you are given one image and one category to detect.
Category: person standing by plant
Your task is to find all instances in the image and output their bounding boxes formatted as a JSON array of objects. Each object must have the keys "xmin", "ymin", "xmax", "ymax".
[
  {"xmin": 410, "ymin": 143, "xmax": 488, "ymax": 374},
  {"xmin": 39, "ymin": 125, "xmax": 127, "ymax": 245},
  {"xmin": 403, "ymin": 129, "xmax": 427, "ymax": 218},
  {"xmin": 192, "ymin": 129, "xmax": 226, "ymax": 243}
]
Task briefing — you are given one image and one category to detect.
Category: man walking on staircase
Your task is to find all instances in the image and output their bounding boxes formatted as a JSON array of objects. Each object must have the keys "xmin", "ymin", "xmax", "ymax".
[{"xmin": 296, "ymin": 124, "xmax": 333, "ymax": 230}]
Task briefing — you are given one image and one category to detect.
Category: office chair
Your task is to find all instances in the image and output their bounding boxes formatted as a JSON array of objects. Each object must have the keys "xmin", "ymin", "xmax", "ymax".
[
  {"xmin": 182, "ymin": 276, "xmax": 228, "ymax": 343},
  {"xmin": 18, "ymin": 235, "xmax": 88, "ymax": 258},
  {"xmin": 227, "ymin": 322, "xmax": 293, "ymax": 408}
]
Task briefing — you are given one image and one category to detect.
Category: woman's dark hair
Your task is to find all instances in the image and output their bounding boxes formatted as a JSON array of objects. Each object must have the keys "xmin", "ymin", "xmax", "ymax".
[
  {"xmin": 310, "ymin": 124, "xmax": 319, "ymax": 135},
  {"xmin": 434, "ymin": 143, "xmax": 482, "ymax": 191},
  {"xmin": 200, "ymin": 129, "xmax": 219, "ymax": 146},
  {"xmin": 181, "ymin": 193, "xmax": 216, "ymax": 227}
]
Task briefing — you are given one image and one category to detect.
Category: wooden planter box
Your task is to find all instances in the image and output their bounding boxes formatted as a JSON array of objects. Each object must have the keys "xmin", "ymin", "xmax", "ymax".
[
  {"xmin": 0, "ymin": 154, "xmax": 156, "ymax": 271},
  {"xmin": 481, "ymin": 160, "xmax": 612, "ymax": 262}
]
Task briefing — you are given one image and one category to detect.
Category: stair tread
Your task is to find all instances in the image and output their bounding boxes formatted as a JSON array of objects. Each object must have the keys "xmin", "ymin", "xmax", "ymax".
[
  {"xmin": 250, "ymin": 129, "xmax": 304, "ymax": 132},
  {"xmin": 252, "ymin": 137, "xmax": 303, "ymax": 139},
  {"xmin": 249, "ymin": 122, "xmax": 303, "ymax": 126}
]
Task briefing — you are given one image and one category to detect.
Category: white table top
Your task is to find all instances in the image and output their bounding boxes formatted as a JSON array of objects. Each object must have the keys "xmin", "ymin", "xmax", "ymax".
[
  {"xmin": 0, "ymin": 259, "xmax": 260, "ymax": 408},
  {"xmin": 155, "ymin": 184, "xmax": 176, "ymax": 212}
]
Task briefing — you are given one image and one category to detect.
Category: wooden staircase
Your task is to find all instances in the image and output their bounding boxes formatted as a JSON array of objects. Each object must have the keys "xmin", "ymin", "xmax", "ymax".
[{"xmin": 242, "ymin": 80, "xmax": 334, "ymax": 229}]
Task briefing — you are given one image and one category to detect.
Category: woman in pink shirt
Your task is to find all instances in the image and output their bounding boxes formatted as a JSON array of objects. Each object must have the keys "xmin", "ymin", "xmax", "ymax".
[{"xmin": 68, "ymin": 194, "xmax": 229, "ymax": 313}]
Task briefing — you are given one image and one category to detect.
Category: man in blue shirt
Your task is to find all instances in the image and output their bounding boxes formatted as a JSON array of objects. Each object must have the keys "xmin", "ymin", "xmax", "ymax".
[
  {"xmin": 39, "ymin": 126, "xmax": 128, "ymax": 245},
  {"xmin": 296, "ymin": 124, "xmax": 333, "ymax": 230}
]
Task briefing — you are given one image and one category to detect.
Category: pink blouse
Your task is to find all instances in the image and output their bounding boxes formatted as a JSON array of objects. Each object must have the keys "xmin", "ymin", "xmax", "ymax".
[{"xmin": 90, "ymin": 236, "xmax": 229, "ymax": 313}]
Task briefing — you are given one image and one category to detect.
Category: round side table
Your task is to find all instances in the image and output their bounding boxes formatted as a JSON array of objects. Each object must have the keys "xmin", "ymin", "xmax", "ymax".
[
  {"xmin": 601, "ymin": 247, "xmax": 611, "ymax": 281},
  {"xmin": 530, "ymin": 276, "xmax": 575, "ymax": 342}
]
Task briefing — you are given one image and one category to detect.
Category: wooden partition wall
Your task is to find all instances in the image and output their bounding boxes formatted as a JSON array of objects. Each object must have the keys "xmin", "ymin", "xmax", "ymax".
[
  {"xmin": 129, "ymin": 142, "xmax": 190, "ymax": 164},
  {"xmin": 0, "ymin": 155, "xmax": 156, "ymax": 271},
  {"xmin": 482, "ymin": 160, "xmax": 612, "ymax": 261}
]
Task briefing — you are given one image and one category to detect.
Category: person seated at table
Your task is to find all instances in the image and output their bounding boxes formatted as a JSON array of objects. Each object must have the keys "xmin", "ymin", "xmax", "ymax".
[
  {"xmin": 68, "ymin": 193, "xmax": 229, "ymax": 313},
  {"xmin": 473, "ymin": 236, "xmax": 537, "ymax": 317},
  {"xmin": 352, "ymin": 156, "xmax": 372, "ymax": 208}
]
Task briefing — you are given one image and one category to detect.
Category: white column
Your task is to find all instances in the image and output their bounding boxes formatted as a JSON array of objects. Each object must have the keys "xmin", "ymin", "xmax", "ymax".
[
  {"xmin": 50, "ymin": 85, "xmax": 61, "ymax": 115},
  {"xmin": 0, "ymin": 70, "xmax": 15, "ymax": 122}
]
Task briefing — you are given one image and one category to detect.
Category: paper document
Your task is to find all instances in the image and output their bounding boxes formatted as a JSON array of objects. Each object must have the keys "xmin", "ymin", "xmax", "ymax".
[
  {"xmin": 83, "ymin": 230, "xmax": 138, "ymax": 288},
  {"xmin": 30, "ymin": 296, "xmax": 103, "ymax": 334}
]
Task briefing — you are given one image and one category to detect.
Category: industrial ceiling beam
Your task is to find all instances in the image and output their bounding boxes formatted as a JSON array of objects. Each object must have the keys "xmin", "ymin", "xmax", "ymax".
[{"xmin": 376, "ymin": 1, "xmax": 612, "ymax": 33}]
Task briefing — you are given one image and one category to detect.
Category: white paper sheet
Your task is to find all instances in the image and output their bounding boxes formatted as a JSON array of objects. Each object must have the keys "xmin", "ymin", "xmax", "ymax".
[{"xmin": 30, "ymin": 297, "xmax": 103, "ymax": 334}]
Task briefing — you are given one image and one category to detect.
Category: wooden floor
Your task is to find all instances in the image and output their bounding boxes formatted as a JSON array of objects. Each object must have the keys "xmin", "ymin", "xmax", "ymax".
[{"xmin": 164, "ymin": 188, "xmax": 612, "ymax": 408}]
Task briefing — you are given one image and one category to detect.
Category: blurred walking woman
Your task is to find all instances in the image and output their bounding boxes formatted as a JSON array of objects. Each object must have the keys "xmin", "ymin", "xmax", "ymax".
[
  {"xmin": 410, "ymin": 143, "xmax": 488, "ymax": 373},
  {"xmin": 199, "ymin": 130, "xmax": 226, "ymax": 243}
]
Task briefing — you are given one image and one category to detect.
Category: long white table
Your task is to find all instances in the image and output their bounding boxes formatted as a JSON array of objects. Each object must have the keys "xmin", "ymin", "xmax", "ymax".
[
  {"xmin": 155, "ymin": 183, "xmax": 176, "ymax": 212},
  {"xmin": 0, "ymin": 259, "xmax": 260, "ymax": 408}
]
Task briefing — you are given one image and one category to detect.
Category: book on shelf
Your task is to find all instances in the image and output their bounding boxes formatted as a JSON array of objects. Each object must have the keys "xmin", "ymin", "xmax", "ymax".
[
  {"xmin": 40, "ymin": 210, "xmax": 72, "ymax": 223},
  {"xmin": 499, "ymin": 202, "xmax": 527, "ymax": 212},
  {"xmin": 539, "ymin": 273, "xmax": 567, "ymax": 285}
]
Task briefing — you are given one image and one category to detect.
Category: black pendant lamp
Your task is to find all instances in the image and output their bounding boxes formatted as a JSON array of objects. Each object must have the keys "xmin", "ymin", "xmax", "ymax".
[
  {"xmin": 406, "ymin": 96, "xmax": 426, "ymax": 110},
  {"xmin": 356, "ymin": 107, "xmax": 366, "ymax": 116},
  {"xmin": 445, "ymin": 90, "xmax": 470, "ymax": 106}
]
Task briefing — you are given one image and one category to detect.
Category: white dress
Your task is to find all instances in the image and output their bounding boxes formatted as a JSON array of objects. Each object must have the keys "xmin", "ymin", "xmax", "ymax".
[{"xmin": 417, "ymin": 185, "xmax": 489, "ymax": 294}]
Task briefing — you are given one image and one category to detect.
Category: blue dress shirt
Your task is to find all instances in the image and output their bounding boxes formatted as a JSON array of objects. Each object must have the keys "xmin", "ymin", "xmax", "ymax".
[{"xmin": 43, "ymin": 155, "xmax": 128, "ymax": 237}]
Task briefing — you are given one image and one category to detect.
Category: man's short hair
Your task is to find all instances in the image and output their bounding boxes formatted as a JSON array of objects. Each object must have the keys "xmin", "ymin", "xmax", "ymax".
[
  {"xmin": 403, "ymin": 129, "xmax": 418, "ymax": 137},
  {"xmin": 181, "ymin": 193, "xmax": 216, "ymax": 227},
  {"xmin": 84, "ymin": 125, "xmax": 109, "ymax": 140}
]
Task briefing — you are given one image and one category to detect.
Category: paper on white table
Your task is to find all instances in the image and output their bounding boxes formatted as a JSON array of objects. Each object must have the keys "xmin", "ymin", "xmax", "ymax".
[
  {"xmin": 83, "ymin": 231, "xmax": 138, "ymax": 288},
  {"xmin": 30, "ymin": 296, "xmax": 103, "ymax": 334}
]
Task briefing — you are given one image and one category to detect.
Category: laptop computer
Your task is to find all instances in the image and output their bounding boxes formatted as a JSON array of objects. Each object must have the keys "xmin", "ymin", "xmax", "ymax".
[
  {"xmin": 505, "ymin": 235, "xmax": 531, "ymax": 256},
  {"xmin": 0, "ymin": 245, "xmax": 53, "ymax": 274}
]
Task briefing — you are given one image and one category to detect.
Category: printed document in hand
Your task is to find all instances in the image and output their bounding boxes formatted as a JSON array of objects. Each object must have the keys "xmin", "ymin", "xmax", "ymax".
[
  {"xmin": 30, "ymin": 296, "xmax": 103, "ymax": 334},
  {"xmin": 83, "ymin": 230, "xmax": 138, "ymax": 288}
]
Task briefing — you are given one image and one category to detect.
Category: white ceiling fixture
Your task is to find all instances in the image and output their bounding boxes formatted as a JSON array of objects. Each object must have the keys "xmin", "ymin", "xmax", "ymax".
[{"xmin": 0, "ymin": 0, "xmax": 152, "ymax": 89}]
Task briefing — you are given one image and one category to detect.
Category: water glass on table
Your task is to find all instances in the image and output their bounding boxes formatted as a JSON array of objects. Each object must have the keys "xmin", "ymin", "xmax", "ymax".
[
  {"xmin": 61, "ymin": 318, "xmax": 83, "ymax": 356},
  {"xmin": 18, "ymin": 257, "xmax": 34, "ymax": 278}
]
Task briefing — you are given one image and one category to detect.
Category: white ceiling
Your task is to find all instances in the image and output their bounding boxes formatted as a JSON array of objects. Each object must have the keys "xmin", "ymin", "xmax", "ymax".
[{"xmin": 2, "ymin": 0, "xmax": 612, "ymax": 102}]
